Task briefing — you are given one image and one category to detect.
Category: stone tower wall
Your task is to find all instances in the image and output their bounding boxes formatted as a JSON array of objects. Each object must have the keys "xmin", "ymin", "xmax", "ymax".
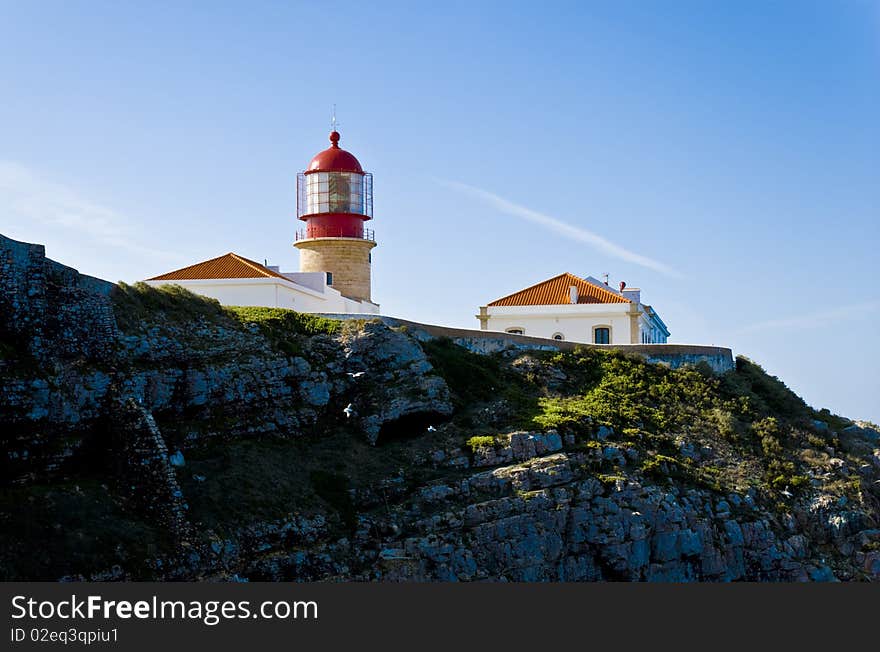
[{"xmin": 295, "ymin": 237, "xmax": 376, "ymax": 302}]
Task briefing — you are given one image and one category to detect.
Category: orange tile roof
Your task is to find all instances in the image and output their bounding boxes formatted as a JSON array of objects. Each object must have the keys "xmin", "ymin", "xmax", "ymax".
[
  {"xmin": 487, "ymin": 272, "xmax": 630, "ymax": 307},
  {"xmin": 148, "ymin": 253, "xmax": 289, "ymax": 281}
]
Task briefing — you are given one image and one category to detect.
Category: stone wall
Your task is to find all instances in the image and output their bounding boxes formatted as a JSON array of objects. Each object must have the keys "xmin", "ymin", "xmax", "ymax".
[
  {"xmin": 294, "ymin": 237, "xmax": 375, "ymax": 302},
  {"xmin": 317, "ymin": 314, "xmax": 736, "ymax": 374},
  {"xmin": 0, "ymin": 234, "xmax": 117, "ymax": 362}
]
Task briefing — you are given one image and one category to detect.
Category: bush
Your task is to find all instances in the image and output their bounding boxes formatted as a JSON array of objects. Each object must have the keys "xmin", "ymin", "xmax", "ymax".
[{"xmin": 466, "ymin": 436, "xmax": 495, "ymax": 451}]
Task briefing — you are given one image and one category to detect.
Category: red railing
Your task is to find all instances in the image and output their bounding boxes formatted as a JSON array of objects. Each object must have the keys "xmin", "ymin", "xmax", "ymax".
[{"xmin": 295, "ymin": 227, "xmax": 375, "ymax": 241}]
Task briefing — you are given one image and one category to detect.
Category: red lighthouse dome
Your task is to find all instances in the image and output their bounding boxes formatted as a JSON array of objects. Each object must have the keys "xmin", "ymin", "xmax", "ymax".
[
  {"xmin": 306, "ymin": 131, "xmax": 364, "ymax": 174},
  {"xmin": 295, "ymin": 130, "xmax": 374, "ymax": 240}
]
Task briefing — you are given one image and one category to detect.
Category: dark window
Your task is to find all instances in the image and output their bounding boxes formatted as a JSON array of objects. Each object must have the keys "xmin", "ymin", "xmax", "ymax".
[
  {"xmin": 506, "ymin": 328, "xmax": 524, "ymax": 335},
  {"xmin": 553, "ymin": 333, "xmax": 564, "ymax": 341},
  {"xmin": 326, "ymin": 272, "xmax": 333, "ymax": 285},
  {"xmin": 594, "ymin": 327, "xmax": 610, "ymax": 344}
]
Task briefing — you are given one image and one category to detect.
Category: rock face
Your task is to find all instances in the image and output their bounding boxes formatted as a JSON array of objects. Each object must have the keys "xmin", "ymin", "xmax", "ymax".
[
  {"xmin": 1, "ymin": 234, "xmax": 879, "ymax": 582},
  {"xmin": 0, "ymin": 234, "xmax": 117, "ymax": 363},
  {"xmin": 380, "ymin": 455, "xmax": 822, "ymax": 582},
  {"xmin": 339, "ymin": 321, "xmax": 453, "ymax": 445}
]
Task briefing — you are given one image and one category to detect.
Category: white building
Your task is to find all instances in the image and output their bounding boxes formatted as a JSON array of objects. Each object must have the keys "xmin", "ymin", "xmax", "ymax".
[
  {"xmin": 144, "ymin": 252, "xmax": 379, "ymax": 314},
  {"xmin": 477, "ymin": 272, "xmax": 669, "ymax": 345}
]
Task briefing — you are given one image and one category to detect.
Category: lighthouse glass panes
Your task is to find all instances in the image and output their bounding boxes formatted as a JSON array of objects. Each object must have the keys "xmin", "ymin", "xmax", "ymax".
[{"xmin": 298, "ymin": 172, "xmax": 373, "ymax": 218}]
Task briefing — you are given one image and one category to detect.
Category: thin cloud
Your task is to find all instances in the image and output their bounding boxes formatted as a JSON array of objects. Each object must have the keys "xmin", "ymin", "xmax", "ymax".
[
  {"xmin": 0, "ymin": 160, "xmax": 175, "ymax": 260},
  {"xmin": 734, "ymin": 301, "xmax": 880, "ymax": 335},
  {"xmin": 438, "ymin": 178, "xmax": 682, "ymax": 278}
]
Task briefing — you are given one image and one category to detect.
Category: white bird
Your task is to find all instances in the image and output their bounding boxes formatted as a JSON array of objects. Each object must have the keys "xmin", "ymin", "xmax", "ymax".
[
  {"xmin": 343, "ymin": 403, "xmax": 355, "ymax": 418},
  {"xmin": 347, "ymin": 371, "xmax": 366, "ymax": 379},
  {"xmin": 781, "ymin": 487, "xmax": 793, "ymax": 498},
  {"xmin": 427, "ymin": 425, "xmax": 437, "ymax": 433}
]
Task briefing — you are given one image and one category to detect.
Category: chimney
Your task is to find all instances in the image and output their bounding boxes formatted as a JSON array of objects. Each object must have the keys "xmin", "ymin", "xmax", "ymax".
[
  {"xmin": 569, "ymin": 285, "xmax": 578, "ymax": 304},
  {"xmin": 622, "ymin": 288, "xmax": 641, "ymax": 304},
  {"xmin": 619, "ymin": 281, "xmax": 626, "ymax": 293}
]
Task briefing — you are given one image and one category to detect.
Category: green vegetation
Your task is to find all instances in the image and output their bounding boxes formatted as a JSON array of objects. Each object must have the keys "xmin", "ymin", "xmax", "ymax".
[
  {"xmin": 423, "ymin": 339, "xmax": 853, "ymax": 499},
  {"xmin": 227, "ymin": 306, "xmax": 342, "ymax": 337},
  {"xmin": 111, "ymin": 283, "xmax": 346, "ymax": 357},
  {"xmin": 421, "ymin": 337, "xmax": 538, "ymax": 426},
  {"xmin": 466, "ymin": 435, "xmax": 496, "ymax": 451},
  {"xmin": 421, "ymin": 337, "xmax": 505, "ymax": 403},
  {"xmin": 112, "ymin": 282, "xmax": 231, "ymax": 332},
  {"xmin": 532, "ymin": 348, "xmax": 720, "ymax": 433},
  {"xmin": 226, "ymin": 306, "xmax": 342, "ymax": 355}
]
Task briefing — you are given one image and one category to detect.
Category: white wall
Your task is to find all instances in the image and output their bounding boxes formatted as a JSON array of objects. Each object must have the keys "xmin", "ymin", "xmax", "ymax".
[
  {"xmin": 483, "ymin": 303, "xmax": 634, "ymax": 344},
  {"xmin": 143, "ymin": 277, "xmax": 379, "ymax": 314}
]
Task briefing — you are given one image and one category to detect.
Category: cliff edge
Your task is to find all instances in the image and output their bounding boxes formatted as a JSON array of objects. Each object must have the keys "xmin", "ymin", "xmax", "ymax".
[{"xmin": 1, "ymin": 234, "xmax": 879, "ymax": 581}]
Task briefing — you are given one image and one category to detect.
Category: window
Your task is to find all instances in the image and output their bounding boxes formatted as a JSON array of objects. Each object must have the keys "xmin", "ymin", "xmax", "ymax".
[
  {"xmin": 505, "ymin": 328, "xmax": 524, "ymax": 335},
  {"xmin": 593, "ymin": 326, "xmax": 610, "ymax": 344},
  {"xmin": 326, "ymin": 272, "xmax": 333, "ymax": 286},
  {"xmin": 552, "ymin": 333, "xmax": 565, "ymax": 341},
  {"xmin": 306, "ymin": 172, "xmax": 366, "ymax": 215}
]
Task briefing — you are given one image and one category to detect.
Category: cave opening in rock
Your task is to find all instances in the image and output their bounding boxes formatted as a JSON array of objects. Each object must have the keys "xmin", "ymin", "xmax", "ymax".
[{"xmin": 376, "ymin": 410, "xmax": 450, "ymax": 444}]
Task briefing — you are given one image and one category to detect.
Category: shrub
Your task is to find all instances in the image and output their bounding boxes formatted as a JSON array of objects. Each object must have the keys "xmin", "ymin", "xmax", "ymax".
[
  {"xmin": 466, "ymin": 436, "xmax": 495, "ymax": 451},
  {"xmin": 227, "ymin": 306, "xmax": 341, "ymax": 337}
]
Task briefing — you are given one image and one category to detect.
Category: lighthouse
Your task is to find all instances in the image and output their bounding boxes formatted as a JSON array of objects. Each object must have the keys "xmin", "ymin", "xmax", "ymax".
[{"xmin": 294, "ymin": 130, "xmax": 376, "ymax": 303}]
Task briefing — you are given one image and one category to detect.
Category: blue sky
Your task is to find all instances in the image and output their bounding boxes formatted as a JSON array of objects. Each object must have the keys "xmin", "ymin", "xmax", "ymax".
[{"xmin": 1, "ymin": 1, "xmax": 878, "ymax": 423}]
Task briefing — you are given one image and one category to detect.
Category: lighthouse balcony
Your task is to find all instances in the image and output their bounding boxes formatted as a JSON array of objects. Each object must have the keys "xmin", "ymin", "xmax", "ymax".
[{"xmin": 295, "ymin": 227, "xmax": 375, "ymax": 241}]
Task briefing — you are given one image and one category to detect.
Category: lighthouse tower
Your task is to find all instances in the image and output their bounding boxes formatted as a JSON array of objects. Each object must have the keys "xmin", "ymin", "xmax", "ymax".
[{"xmin": 294, "ymin": 130, "xmax": 376, "ymax": 303}]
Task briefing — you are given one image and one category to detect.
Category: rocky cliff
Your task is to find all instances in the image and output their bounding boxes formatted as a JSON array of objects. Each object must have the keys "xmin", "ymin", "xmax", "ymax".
[{"xmin": 1, "ymin": 234, "xmax": 879, "ymax": 581}]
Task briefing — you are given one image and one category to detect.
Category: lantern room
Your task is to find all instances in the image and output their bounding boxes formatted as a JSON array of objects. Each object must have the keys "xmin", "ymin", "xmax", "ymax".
[{"xmin": 296, "ymin": 131, "xmax": 374, "ymax": 240}]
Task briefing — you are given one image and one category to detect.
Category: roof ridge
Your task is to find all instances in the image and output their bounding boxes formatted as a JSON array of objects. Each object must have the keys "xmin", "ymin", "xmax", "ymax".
[
  {"xmin": 230, "ymin": 253, "xmax": 282, "ymax": 279},
  {"xmin": 486, "ymin": 272, "xmax": 571, "ymax": 306},
  {"xmin": 579, "ymin": 275, "xmax": 631, "ymax": 303},
  {"xmin": 147, "ymin": 252, "xmax": 289, "ymax": 282},
  {"xmin": 486, "ymin": 272, "xmax": 630, "ymax": 307}
]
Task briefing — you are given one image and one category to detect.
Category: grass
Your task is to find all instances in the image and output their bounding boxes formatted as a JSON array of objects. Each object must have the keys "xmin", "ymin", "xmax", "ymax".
[
  {"xmin": 111, "ymin": 282, "xmax": 346, "ymax": 358},
  {"xmin": 420, "ymin": 337, "xmax": 539, "ymax": 427},
  {"xmin": 112, "ymin": 282, "xmax": 231, "ymax": 332}
]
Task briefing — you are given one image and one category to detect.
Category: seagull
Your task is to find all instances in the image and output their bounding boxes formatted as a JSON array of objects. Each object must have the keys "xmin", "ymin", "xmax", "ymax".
[
  {"xmin": 347, "ymin": 371, "xmax": 366, "ymax": 379},
  {"xmin": 427, "ymin": 425, "xmax": 437, "ymax": 432},
  {"xmin": 343, "ymin": 403, "xmax": 355, "ymax": 419},
  {"xmin": 781, "ymin": 487, "xmax": 793, "ymax": 498}
]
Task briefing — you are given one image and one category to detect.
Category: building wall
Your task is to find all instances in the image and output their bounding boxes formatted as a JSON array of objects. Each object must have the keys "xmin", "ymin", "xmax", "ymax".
[
  {"xmin": 143, "ymin": 278, "xmax": 379, "ymax": 314},
  {"xmin": 482, "ymin": 303, "xmax": 636, "ymax": 344},
  {"xmin": 637, "ymin": 312, "xmax": 669, "ymax": 344},
  {"xmin": 294, "ymin": 237, "xmax": 376, "ymax": 302}
]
